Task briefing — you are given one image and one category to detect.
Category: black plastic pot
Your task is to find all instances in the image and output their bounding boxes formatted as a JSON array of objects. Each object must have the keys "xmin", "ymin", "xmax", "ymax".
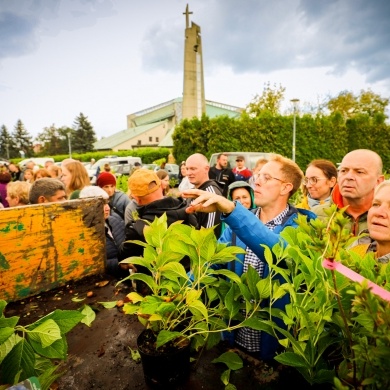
[{"xmin": 137, "ymin": 329, "xmax": 191, "ymax": 389}]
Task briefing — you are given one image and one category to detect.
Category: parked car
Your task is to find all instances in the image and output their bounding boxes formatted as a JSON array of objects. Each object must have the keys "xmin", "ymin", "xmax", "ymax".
[
  {"xmin": 111, "ymin": 163, "xmax": 132, "ymax": 177},
  {"xmin": 142, "ymin": 164, "xmax": 158, "ymax": 171},
  {"xmin": 156, "ymin": 163, "xmax": 180, "ymax": 181},
  {"xmin": 88, "ymin": 156, "xmax": 142, "ymax": 184}
]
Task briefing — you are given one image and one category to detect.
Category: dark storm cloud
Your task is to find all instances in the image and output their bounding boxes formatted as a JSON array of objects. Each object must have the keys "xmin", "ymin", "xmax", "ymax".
[
  {"xmin": 0, "ymin": 0, "xmax": 115, "ymax": 61},
  {"xmin": 142, "ymin": 0, "xmax": 390, "ymax": 85}
]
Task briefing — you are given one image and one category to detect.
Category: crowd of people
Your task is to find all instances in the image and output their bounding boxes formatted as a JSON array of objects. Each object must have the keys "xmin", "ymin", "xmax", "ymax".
[{"xmin": 0, "ymin": 148, "xmax": 388, "ymax": 361}]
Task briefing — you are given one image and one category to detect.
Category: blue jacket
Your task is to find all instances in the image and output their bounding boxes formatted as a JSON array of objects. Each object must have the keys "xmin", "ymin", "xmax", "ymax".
[{"xmin": 219, "ymin": 201, "xmax": 316, "ymax": 359}]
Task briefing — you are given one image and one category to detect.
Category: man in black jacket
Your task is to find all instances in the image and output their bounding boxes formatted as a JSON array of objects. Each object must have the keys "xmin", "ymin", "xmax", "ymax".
[
  {"xmin": 208, "ymin": 153, "xmax": 235, "ymax": 197},
  {"xmin": 185, "ymin": 153, "xmax": 223, "ymax": 238}
]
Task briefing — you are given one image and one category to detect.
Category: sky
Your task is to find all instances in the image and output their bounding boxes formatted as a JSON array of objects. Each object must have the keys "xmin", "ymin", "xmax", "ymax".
[{"xmin": 1, "ymin": 0, "xmax": 389, "ymax": 141}]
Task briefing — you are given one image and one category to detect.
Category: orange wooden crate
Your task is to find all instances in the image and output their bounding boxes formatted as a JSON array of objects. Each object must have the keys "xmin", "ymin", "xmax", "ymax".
[{"xmin": 0, "ymin": 198, "xmax": 106, "ymax": 302}]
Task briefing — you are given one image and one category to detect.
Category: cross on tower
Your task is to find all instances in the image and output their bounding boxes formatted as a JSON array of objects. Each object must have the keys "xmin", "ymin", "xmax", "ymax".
[{"xmin": 183, "ymin": 4, "xmax": 193, "ymax": 29}]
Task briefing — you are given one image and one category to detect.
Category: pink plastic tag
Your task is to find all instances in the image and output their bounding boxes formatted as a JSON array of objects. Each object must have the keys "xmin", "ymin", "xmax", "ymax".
[{"xmin": 322, "ymin": 259, "xmax": 390, "ymax": 302}]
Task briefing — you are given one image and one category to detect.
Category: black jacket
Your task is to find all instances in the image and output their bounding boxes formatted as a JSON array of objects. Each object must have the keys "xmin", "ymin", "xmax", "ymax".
[
  {"xmin": 105, "ymin": 214, "xmax": 126, "ymax": 277},
  {"xmin": 209, "ymin": 166, "xmax": 235, "ymax": 197},
  {"xmin": 119, "ymin": 196, "xmax": 198, "ymax": 261},
  {"xmin": 196, "ymin": 180, "xmax": 223, "ymax": 238}
]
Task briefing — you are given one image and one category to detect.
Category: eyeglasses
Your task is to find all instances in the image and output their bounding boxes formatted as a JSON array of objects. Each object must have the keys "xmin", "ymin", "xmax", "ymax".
[
  {"xmin": 303, "ymin": 177, "xmax": 327, "ymax": 186},
  {"xmin": 253, "ymin": 173, "xmax": 285, "ymax": 184}
]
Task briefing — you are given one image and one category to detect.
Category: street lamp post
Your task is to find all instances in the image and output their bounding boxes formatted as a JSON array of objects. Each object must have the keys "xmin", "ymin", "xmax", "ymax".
[
  {"xmin": 291, "ymin": 98, "xmax": 300, "ymax": 162},
  {"xmin": 67, "ymin": 131, "xmax": 72, "ymax": 159}
]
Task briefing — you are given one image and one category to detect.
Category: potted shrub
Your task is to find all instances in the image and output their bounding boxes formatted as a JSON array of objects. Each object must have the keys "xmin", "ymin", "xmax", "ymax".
[
  {"xmin": 118, "ymin": 214, "xmax": 272, "ymax": 388},
  {"xmin": 253, "ymin": 205, "xmax": 390, "ymax": 388}
]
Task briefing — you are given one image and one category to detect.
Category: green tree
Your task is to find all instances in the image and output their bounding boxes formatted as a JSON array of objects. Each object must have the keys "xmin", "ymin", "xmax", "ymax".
[
  {"xmin": 12, "ymin": 119, "xmax": 34, "ymax": 157},
  {"xmin": 72, "ymin": 113, "xmax": 97, "ymax": 153},
  {"xmin": 326, "ymin": 90, "xmax": 356, "ymax": 120},
  {"xmin": 0, "ymin": 125, "xmax": 17, "ymax": 159},
  {"xmin": 244, "ymin": 82, "xmax": 286, "ymax": 117},
  {"xmin": 35, "ymin": 124, "xmax": 69, "ymax": 156},
  {"xmin": 326, "ymin": 89, "xmax": 389, "ymax": 120},
  {"xmin": 358, "ymin": 89, "xmax": 389, "ymax": 118}
]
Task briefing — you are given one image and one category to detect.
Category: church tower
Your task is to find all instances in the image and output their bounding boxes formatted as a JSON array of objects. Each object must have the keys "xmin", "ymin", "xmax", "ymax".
[{"xmin": 182, "ymin": 4, "xmax": 206, "ymax": 120}]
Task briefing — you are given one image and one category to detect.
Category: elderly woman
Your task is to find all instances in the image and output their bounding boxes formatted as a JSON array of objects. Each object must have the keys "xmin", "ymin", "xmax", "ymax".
[
  {"xmin": 353, "ymin": 181, "xmax": 390, "ymax": 263},
  {"xmin": 5, "ymin": 181, "xmax": 31, "ymax": 207}
]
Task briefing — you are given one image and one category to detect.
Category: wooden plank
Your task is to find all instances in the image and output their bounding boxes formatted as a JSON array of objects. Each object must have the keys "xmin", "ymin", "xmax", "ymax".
[{"xmin": 0, "ymin": 198, "xmax": 106, "ymax": 302}]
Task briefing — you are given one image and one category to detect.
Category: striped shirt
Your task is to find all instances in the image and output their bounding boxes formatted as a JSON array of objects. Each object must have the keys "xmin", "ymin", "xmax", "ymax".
[{"xmin": 235, "ymin": 205, "xmax": 289, "ymax": 352}]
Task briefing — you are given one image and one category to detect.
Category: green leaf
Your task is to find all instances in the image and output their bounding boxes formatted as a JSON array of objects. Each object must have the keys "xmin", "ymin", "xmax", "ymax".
[
  {"xmin": 213, "ymin": 269, "xmax": 242, "ymax": 284},
  {"xmin": 0, "ymin": 316, "xmax": 19, "ymax": 329},
  {"xmin": 0, "ymin": 327, "xmax": 15, "ymax": 344},
  {"xmin": 71, "ymin": 297, "xmax": 85, "ymax": 302},
  {"xmin": 1, "ymin": 339, "xmax": 36, "ymax": 384},
  {"xmin": 156, "ymin": 330, "xmax": 183, "ymax": 348},
  {"xmin": 80, "ymin": 305, "xmax": 96, "ymax": 327},
  {"xmin": 212, "ymin": 351, "xmax": 243, "ymax": 370},
  {"xmin": 353, "ymin": 313, "xmax": 375, "ymax": 332},
  {"xmin": 29, "ymin": 336, "xmax": 67, "ymax": 360},
  {"xmin": 241, "ymin": 318, "xmax": 274, "ymax": 335},
  {"xmin": 128, "ymin": 347, "xmax": 141, "ymax": 362},
  {"xmin": 27, "ymin": 319, "xmax": 61, "ymax": 348},
  {"xmin": 0, "ymin": 300, "xmax": 7, "ymax": 317},
  {"xmin": 224, "ymin": 285, "xmax": 234, "ymax": 315},
  {"xmin": 37, "ymin": 364, "xmax": 64, "ymax": 390},
  {"xmin": 129, "ymin": 272, "xmax": 157, "ymax": 292},
  {"xmin": 160, "ymin": 261, "xmax": 188, "ymax": 280},
  {"xmin": 28, "ymin": 309, "xmax": 84, "ymax": 334},
  {"xmin": 99, "ymin": 301, "xmax": 118, "ymax": 309},
  {"xmin": 256, "ymin": 278, "xmax": 271, "ymax": 299},
  {"xmin": 0, "ymin": 333, "xmax": 20, "ymax": 365},
  {"xmin": 221, "ymin": 368, "xmax": 231, "ymax": 385},
  {"xmin": 246, "ymin": 266, "xmax": 260, "ymax": 300},
  {"xmin": 274, "ymin": 351, "xmax": 308, "ymax": 368},
  {"xmin": 188, "ymin": 300, "xmax": 208, "ymax": 321}
]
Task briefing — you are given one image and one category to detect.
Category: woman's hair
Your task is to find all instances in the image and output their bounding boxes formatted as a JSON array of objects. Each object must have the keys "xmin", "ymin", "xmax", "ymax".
[
  {"xmin": 103, "ymin": 163, "xmax": 111, "ymax": 172},
  {"xmin": 374, "ymin": 180, "xmax": 390, "ymax": 196},
  {"xmin": 33, "ymin": 168, "xmax": 51, "ymax": 181},
  {"xmin": 179, "ymin": 161, "xmax": 186, "ymax": 180},
  {"xmin": 6, "ymin": 181, "xmax": 31, "ymax": 205},
  {"xmin": 156, "ymin": 169, "xmax": 169, "ymax": 195},
  {"xmin": 47, "ymin": 164, "xmax": 61, "ymax": 178},
  {"xmin": 307, "ymin": 159, "xmax": 338, "ymax": 181},
  {"xmin": 23, "ymin": 168, "xmax": 34, "ymax": 180},
  {"xmin": 0, "ymin": 172, "xmax": 12, "ymax": 184},
  {"xmin": 63, "ymin": 161, "xmax": 90, "ymax": 192}
]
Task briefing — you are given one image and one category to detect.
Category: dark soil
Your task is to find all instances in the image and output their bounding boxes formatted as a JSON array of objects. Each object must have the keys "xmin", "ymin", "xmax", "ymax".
[{"xmin": 4, "ymin": 274, "xmax": 331, "ymax": 390}]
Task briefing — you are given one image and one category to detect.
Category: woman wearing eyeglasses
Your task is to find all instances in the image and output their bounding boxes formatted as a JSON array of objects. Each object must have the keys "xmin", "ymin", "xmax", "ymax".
[{"xmin": 296, "ymin": 159, "xmax": 338, "ymax": 210}]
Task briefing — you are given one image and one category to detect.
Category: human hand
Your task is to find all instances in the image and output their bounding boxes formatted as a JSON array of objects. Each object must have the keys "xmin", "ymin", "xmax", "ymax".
[{"xmin": 181, "ymin": 189, "xmax": 235, "ymax": 214}]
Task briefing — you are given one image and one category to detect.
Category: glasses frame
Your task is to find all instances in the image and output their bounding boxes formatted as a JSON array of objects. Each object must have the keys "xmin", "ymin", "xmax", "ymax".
[
  {"xmin": 303, "ymin": 177, "xmax": 327, "ymax": 186},
  {"xmin": 254, "ymin": 173, "xmax": 285, "ymax": 185}
]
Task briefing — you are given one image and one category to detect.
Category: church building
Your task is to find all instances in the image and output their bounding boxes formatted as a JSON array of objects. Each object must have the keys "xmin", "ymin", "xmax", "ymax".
[{"xmin": 93, "ymin": 5, "xmax": 242, "ymax": 151}]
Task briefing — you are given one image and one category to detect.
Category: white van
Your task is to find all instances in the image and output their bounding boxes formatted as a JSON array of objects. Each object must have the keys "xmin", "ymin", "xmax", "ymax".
[
  {"xmin": 209, "ymin": 152, "xmax": 271, "ymax": 170},
  {"xmin": 19, "ymin": 157, "xmax": 55, "ymax": 168},
  {"xmin": 89, "ymin": 156, "xmax": 142, "ymax": 184}
]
